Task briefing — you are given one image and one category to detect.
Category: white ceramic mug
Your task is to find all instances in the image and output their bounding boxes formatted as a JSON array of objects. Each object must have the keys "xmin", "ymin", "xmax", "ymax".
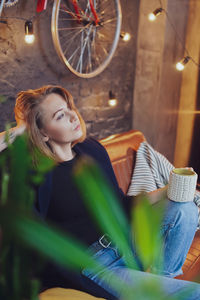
[{"xmin": 167, "ymin": 168, "xmax": 198, "ymax": 202}]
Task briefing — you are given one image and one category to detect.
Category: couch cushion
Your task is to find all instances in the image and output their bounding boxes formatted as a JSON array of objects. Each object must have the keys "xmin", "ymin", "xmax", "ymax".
[
  {"xmin": 39, "ymin": 288, "xmax": 105, "ymax": 300},
  {"xmin": 100, "ymin": 130, "xmax": 145, "ymax": 193}
]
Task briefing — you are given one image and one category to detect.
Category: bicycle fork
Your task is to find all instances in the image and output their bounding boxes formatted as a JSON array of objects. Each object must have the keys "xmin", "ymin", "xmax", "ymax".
[{"xmin": 36, "ymin": 0, "xmax": 48, "ymax": 13}]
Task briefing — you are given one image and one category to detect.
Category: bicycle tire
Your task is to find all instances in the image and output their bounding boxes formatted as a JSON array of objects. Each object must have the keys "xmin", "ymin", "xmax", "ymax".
[
  {"xmin": 51, "ymin": 0, "xmax": 122, "ymax": 78},
  {"xmin": 0, "ymin": 0, "xmax": 6, "ymax": 17}
]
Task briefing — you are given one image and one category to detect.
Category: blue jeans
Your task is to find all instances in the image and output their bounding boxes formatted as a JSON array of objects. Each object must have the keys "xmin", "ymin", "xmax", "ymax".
[
  {"xmin": 159, "ymin": 200, "xmax": 198, "ymax": 277},
  {"xmin": 82, "ymin": 200, "xmax": 200, "ymax": 299}
]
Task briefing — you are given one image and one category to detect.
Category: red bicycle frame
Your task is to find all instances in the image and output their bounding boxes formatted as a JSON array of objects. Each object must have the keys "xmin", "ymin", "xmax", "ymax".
[
  {"xmin": 89, "ymin": 0, "xmax": 99, "ymax": 24},
  {"xmin": 37, "ymin": 0, "xmax": 99, "ymax": 25},
  {"xmin": 36, "ymin": 0, "xmax": 48, "ymax": 12}
]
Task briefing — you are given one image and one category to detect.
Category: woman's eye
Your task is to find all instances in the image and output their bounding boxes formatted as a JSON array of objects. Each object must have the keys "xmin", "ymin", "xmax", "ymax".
[{"xmin": 57, "ymin": 113, "xmax": 65, "ymax": 120}]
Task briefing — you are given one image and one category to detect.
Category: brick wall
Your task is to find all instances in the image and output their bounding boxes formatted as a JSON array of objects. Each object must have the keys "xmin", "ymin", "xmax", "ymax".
[{"xmin": 0, "ymin": 0, "xmax": 139, "ymax": 139}]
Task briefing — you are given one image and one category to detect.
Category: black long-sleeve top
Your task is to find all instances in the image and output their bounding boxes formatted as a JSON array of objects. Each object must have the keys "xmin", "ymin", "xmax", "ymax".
[
  {"xmin": 36, "ymin": 137, "xmax": 132, "ymax": 295},
  {"xmin": 37, "ymin": 137, "xmax": 131, "ymax": 245}
]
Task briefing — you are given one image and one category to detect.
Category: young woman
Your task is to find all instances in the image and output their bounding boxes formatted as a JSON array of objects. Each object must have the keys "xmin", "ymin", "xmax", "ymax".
[{"xmin": 1, "ymin": 85, "xmax": 200, "ymax": 299}]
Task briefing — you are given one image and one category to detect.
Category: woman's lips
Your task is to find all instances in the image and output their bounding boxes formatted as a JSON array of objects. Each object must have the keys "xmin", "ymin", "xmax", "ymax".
[{"xmin": 74, "ymin": 124, "xmax": 81, "ymax": 131}]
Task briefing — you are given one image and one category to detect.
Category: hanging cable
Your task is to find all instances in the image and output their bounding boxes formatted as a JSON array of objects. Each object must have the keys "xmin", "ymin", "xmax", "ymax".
[
  {"xmin": 148, "ymin": 1, "xmax": 200, "ymax": 70},
  {"xmin": 158, "ymin": 0, "xmax": 163, "ymax": 8},
  {"xmin": 0, "ymin": 15, "xmax": 36, "ymax": 21},
  {"xmin": 164, "ymin": 10, "xmax": 200, "ymax": 69}
]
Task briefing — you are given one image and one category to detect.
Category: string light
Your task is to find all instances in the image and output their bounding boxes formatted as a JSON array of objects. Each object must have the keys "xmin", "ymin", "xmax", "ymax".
[
  {"xmin": 24, "ymin": 20, "xmax": 35, "ymax": 44},
  {"xmin": 0, "ymin": 15, "xmax": 36, "ymax": 44},
  {"xmin": 176, "ymin": 56, "xmax": 191, "ymax": 71},
  {"xmin": 148, "ymin": 2, "xmax": 200, "ymax": 71},
  {"xmin": 148, "ymin": 8, "xmax": 163, "ymax": 22},
  {"xmin": 108, "ymin": 91, "xmax": 117, "ymax": 107},
  {"xmin": 120, "ymin": 32, "xmax": 131, "ymax": 42}
]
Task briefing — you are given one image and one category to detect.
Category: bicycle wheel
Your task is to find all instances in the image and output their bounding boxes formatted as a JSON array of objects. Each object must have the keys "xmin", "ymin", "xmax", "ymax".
[{"xmin": 51, "ymin": 0, "xmax": 122, "ymax": 78}]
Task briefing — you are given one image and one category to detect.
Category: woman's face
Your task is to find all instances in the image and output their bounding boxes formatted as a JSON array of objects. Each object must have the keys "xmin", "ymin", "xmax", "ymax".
[{"xmin": 39, "ymin": 93, "xmax": 82, "ymax": 145}]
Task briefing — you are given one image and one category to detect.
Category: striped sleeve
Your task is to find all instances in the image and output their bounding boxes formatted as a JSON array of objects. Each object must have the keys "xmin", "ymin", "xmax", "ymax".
[{"xmin": 127, "ymin": 141, "xmax": 173, "ymax": 196}]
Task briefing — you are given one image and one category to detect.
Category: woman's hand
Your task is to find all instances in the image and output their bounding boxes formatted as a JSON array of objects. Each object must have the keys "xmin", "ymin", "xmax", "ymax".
[
  {"xmin": 16, "ymin": 122, "xmax": 26, "ymax": 135},
  {"xmin": 0, "ymin": 122, "xmax": 27, "ymax": 153},
  {"xmin": 148, "ymin": 186, "xmax": 168, "ymax": 204}
]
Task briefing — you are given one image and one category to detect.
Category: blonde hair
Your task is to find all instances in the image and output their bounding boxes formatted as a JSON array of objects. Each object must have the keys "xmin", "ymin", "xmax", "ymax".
[{"xmin": 15, "ymin": 85, "xmax": 86, "ymax": 162}]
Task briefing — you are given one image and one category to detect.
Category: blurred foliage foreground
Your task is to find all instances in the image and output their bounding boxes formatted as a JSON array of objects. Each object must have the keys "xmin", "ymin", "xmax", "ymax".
[{"xmin": 0, "ymin": 134, "xmax": 195, "ymax": 300}]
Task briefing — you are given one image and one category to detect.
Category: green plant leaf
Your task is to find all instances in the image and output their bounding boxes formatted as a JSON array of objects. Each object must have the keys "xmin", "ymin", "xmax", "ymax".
[
  {"xmin": 32, "ymin": 148, "xmax": 55, "ymax": 174},
  {"xmin": 0, "ymin": 207, "xmax": 100, "ymax": 272},
  {"xmin": 131, "ymin": 193, "xmax": 164, "ymax": 272},
  {"xmin": 0, "ymin": 132, "xmax": 196, "ymax": 300},
  {"xmin": 73, "ymin": 156, "xmax": 139, "ymax": 270},
  {"xmin": 1, "ymin": 164, "xmax": 9, "ymax": 205},
  {"xmin": 0, "ymin": 207, "xmax": 136, "ymax": 298}
]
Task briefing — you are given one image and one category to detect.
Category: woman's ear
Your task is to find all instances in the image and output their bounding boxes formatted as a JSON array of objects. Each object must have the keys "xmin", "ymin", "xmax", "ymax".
[{"xmin": 40, "ymin": 129, "xmax": 49, "ymax": 142}]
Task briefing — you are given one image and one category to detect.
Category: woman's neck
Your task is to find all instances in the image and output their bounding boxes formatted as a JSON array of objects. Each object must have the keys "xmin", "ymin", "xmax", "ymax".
[{"xmin": 49, "ymin": 141, "xmax": 75, "ymax": 162}]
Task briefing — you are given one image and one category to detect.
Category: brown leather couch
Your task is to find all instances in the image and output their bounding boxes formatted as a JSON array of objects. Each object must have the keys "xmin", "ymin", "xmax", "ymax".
[
  {"xmin": 100, "ymin": 129, "xmax": 200, "ymax": 282},
  {"xmin": 40, "ymin": 129, "xmax": 200, "ymax": 299}
]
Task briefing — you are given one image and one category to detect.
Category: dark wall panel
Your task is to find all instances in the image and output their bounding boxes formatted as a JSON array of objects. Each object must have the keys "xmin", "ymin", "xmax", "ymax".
[{"xmin": 0, "ymin": 0, "xmax": 140, "ymax": 139}]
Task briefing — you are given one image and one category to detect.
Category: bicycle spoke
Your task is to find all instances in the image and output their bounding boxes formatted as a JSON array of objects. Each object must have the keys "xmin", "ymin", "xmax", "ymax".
[
  {"xmin": 52, "ymin": 0, "xmax": 121, "ymax": 77},
  {"xmin": 62, "ymin": 25, "xmax": 90, "ymax": 57},
  {"xmin": 58, "ymin": 26, "xmax": 87, "ymax": 31},
  {"xmin": 76, "ymin": 25, "xmax": 93, "ymax": 72},
  {"xmin": 102, "ymin": 17, "xmax": 117, "ymax": 24},
  {"xmin": 87, "ymin": 33, "xmax": 92, "ymax": 72},
  {"xmin": 91, "ymin": 27, "xmax": 102, "ymax": 68},
  {"xmin": 85, "ymin": 0, "xmax": 91, "ymax": 17},
  {"xmin": 67, "ymin": 0, "xmax": 96, "ymax": 22},
  {"xmin": 75, "ymin": 30, "xmax": 85, "ymax": 73},
  {"xmin": 58, "ymin": 26, "xmax": 86, "ymax": 45},
  {"xmin": 68, "ymin": 46, "xmax": 80, "ymax": 63},
  {"xmin": 59, "ymin": 8, "xmax": 78, "ymax": 20},
  {"xmin": 58, "ymin": 24, "xmax": 85, "ymax": 59},
  {"xmin": 80, "ymin": 31, "xmax": 84, "ymax": 72},
  {"xmin": 61, "ymin": 32, "xmax": 81, "ymax": 56},
  {"xmin": 58, "ymin": 18, "xmax": 80, "ymax": 21},
  {"xmin": 65, "ymin": 29, "xmax": 89, "ymax": 71},
  {"xmin": 100, "ymin": 44, "xmax": 108, "ymax": 56},
  {"xmin": 67, "ymin": 33, "xmax": 88, "ymax": 68}
]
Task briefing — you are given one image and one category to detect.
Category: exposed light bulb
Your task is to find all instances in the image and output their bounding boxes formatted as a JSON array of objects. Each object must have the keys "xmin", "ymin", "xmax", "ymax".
[
  {"xmin": 148, "ymin": 8, "xmax": 163, "ymax": 21},
  {"xmin": 108, "ymin": 91, "xmax": 117, "ymax": 107},
  {"xmin": 176, "ymin": 56, "xmax": 191, "ymax": 71},
  {"xmin": 108, "ymin": 99, "xmax": 117, "ymax": 107},
  {"xmin": 176, "ymin": 62, "xmax": 185, "ymax": 71},
  {"xmin": 24, "ymin": 20, "xmax": 35, "ymax": 44},
  {"xmin": 25, "ymin": 34, "xmax": 35, "ymax": 44},
  {"xmin": 148, "ymin": 13, "xmax": 156, "ymax": 21},
  {"xmin": 120, "ymin": 32, "xmax": 131, "ymax": 42}
]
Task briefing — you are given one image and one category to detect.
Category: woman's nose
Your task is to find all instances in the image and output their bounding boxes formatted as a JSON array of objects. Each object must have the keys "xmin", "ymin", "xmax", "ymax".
[{"xmin": 70, "ymin": 111, "xmax": 77, "ymax": 122}]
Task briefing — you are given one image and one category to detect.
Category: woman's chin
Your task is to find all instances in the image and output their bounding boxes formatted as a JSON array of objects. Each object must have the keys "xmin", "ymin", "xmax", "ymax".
[{"xmin": 75, "ymin": 129, "xmax": 83, "ymax": 140}]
